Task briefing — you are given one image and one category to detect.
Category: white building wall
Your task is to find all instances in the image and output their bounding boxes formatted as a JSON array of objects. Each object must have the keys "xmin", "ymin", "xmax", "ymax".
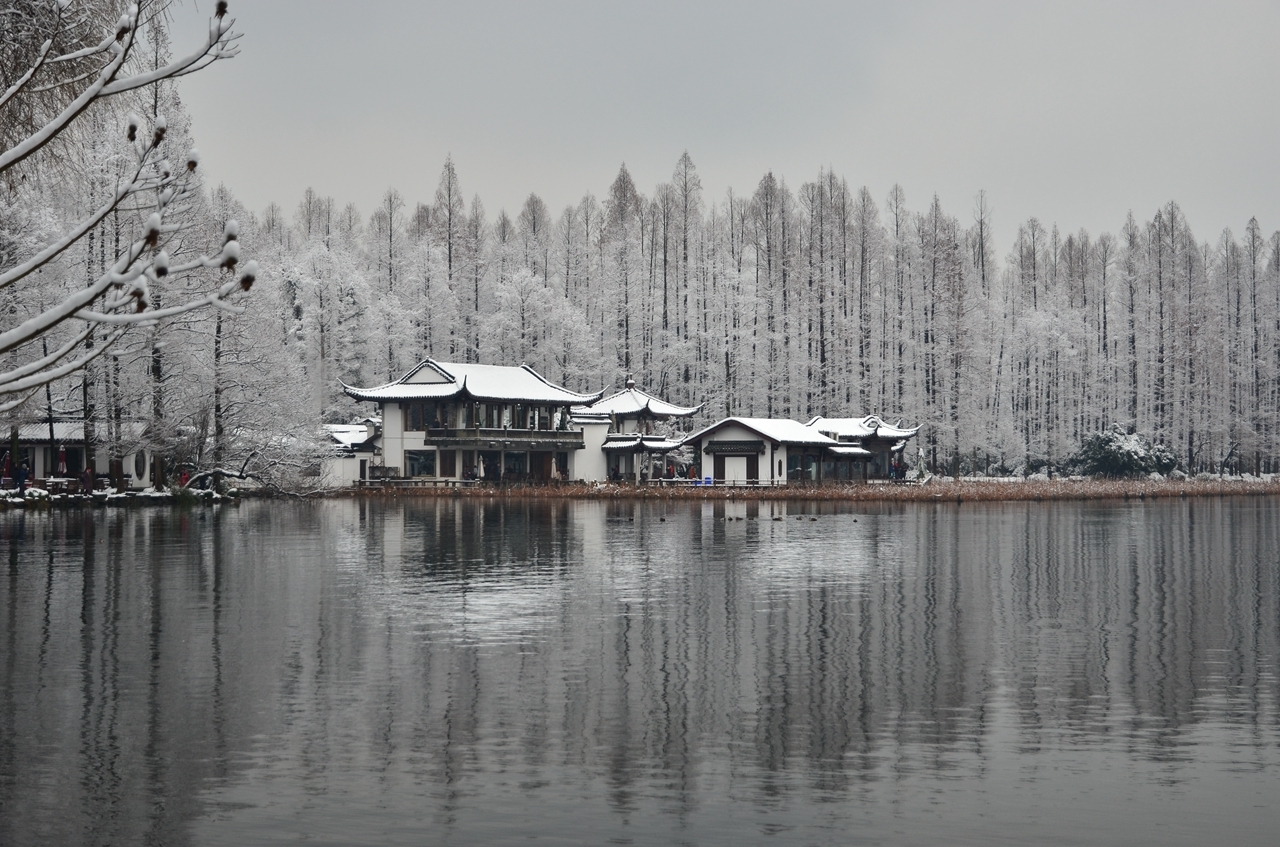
[
  {"xmin": 770, "ymin": 446, "xmax": 787, "ymax": 485},
  {"xmin": 697, "ymin": 423, "xmax": 804, "ymax": 486},
  {"xmin": 571, "ymin": 422, "xmax": 609, "ymax": 482},
  {"xmin": 320, "ymin": 455, "xmax": 363, "ymax": 488},
  {"xmin": 382, "ymin": 401, "xmax": 405, "ymax": 474}
]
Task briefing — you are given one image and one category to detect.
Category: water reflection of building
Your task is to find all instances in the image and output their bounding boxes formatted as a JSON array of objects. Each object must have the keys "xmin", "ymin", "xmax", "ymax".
[{"xmin": 1, "ymin": 500, "xmax": 1278, "ymax": 842}]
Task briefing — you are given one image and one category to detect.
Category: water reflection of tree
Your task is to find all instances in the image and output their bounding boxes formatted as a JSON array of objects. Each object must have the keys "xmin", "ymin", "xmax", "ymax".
[{"xmin": 1, "ymin": 499, "xmax": 1278, "ymax": 843}]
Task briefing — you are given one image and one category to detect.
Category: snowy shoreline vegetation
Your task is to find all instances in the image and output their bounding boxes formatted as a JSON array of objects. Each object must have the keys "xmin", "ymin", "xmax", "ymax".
[
  {"xmin": 327, "ymin": 476, "xmax": 1280, "ymax": 504},
  {"xmin": 5, "ymin": 4, "xmax": 1280, "ymax": 492},
  {"xmin": 4, "ymin": 475, "xmax": 1279, "ymax": 508}
]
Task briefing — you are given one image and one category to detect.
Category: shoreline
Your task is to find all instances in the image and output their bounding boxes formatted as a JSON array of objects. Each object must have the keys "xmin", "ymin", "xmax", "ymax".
[
  {"xmin": 4, "ymin": 477, "xmax": 1279, "ymax": 510},
  {"xmin": 336, "ymin": 476, "xmax": 1280, "ymax": 503}
]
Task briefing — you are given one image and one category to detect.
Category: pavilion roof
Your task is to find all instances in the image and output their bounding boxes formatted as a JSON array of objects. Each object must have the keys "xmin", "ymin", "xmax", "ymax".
[
  {"xmin": 805, "ymin": 415, "xmax": 920, "ymax": 441},
  {"xmin": 323, "ymin": 423, "xmax": 376, "ymax": 451},
  {"xmin": 601, "ymin": 434, "xmax": 684, "ymax": 453},
  {"xmin": 575, "ymin": 381, "xmax": 701, "ymax": 419},
  {"xmin": 343, "ymin": 360, "xmax": 603, "ymax": 405},
  {"xmin": 17, "ymin": 421, "xmax": 147, "ymax": 444}
]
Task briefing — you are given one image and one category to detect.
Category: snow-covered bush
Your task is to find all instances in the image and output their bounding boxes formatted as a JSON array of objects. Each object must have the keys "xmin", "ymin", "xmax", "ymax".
[{"xmin": 1069, "ymin": 426, "xmax": 1179, "ymax": 477}]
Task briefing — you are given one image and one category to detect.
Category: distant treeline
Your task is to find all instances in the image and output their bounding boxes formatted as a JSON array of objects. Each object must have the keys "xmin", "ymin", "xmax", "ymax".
[
  {"xmin": 7, "ymin": 6, "xmax": 1280, "ymax": 482},
  {"xmin": 249, "ymin": 154, "xmax": 1280, "ymax": 475}
]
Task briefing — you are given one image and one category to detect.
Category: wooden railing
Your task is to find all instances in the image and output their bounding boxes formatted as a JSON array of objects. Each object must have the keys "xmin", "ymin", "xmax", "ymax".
[{"xmin": 416, "ymin": 428, "xmax": 584, "ymax": 446}]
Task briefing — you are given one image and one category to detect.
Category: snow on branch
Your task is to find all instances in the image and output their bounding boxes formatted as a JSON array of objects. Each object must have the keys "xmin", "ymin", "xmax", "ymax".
[{"xmin": 0, "ymin": 1, "xmax": 253, "ymax": 400}]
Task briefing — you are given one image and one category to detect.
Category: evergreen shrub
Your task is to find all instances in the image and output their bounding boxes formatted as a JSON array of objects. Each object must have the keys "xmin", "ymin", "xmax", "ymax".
[{"xmin": 1070, "ymin": 426, "xmax": 1178, "ymax": 477}]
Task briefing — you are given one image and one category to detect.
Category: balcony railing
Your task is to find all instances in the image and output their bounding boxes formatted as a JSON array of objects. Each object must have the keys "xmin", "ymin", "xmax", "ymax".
[{"xmin": 414, "ymin": 427, "xmax": 585, "ymax": 448}]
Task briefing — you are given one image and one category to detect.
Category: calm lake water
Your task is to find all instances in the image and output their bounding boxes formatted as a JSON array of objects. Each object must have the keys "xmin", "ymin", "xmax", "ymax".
[{"xmin": 1, "ymin": 497, "xmax": 1278, "ymax": 846}]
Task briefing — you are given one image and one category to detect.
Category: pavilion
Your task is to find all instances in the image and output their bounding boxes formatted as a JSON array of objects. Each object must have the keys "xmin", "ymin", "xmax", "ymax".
[
  {"xmin": 343, "ymin": 360, "xmax": 603, "ymax": 483},
  {"xmin": 805, "ymin": 416, "xmax": 920, "ymax": 480},
  {"xmin": 683, "ymin": 414, "xmax": 920, "ymax": 484},
  {"xmin": 5, "ymin": 420, "xmax": 151, "ymax": 489},
  {"xmin": 572, "ymin": 377, "xmax": 701, "ymax": 482}
]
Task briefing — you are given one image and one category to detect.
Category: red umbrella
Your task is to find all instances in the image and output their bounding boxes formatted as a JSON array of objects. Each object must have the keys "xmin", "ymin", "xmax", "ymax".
[{"xmin": 57, "ymin": 445, "xmax": 67, "ymax": 476}]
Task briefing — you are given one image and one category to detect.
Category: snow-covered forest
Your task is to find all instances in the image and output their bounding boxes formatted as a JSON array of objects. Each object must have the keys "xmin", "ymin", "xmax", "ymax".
[
  {"xmin": 250, "ymin": 161, "xmax": 1280, "ymax": 475},
  {"xmin": 5, "ymin": 1, "xmax": 1280, "ymax": 481}
]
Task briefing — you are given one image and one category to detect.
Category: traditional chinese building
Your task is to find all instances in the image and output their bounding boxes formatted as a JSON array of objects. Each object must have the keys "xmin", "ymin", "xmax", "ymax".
[
  {"xmin": 684, "ymin": 415, "xmax": 920, "ymax": 484},
  {"xmin": 572, "ymin": 377, "xmax": 701, "ymax": 482},
  {"xmin": 343, "ymin": 360, "xmax": 603, "ymax": 483},
  {"xmin": 683, "ymin": 418, "xmax": 839, "ymax": 484},
  {"xmin": 319, "ymin": 419, "xmax": 379, "ymax": 487},
  {"xmin": 5, "ymin": 420, "xmax": 151, "ymax": 488},
  {"xmin": 805, "ymin": 415, "xmax": 920, "ymax": 479}
]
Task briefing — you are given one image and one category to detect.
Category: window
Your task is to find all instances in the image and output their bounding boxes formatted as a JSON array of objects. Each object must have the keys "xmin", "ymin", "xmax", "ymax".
[
  {"xmin": 405, "ymin": 450, "xmax": 436, "ymax": 477},
  {"xmin": 502, "ymin": 452, "xmax": 527, "ymax": 474}
]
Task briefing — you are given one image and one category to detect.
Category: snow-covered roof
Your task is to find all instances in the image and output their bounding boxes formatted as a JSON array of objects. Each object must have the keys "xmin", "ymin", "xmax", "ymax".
[
  {"xmin": 324, "ymin": 423, "xmax": 373, "ymax": 449},
  {"xmin": 805, "ymin": 415, "xmax": 920, "ymax": 440},
  {"xmin": 17, "ymin": 421, "xmax": 148, "ymax": 443},
  {"xmin": 828, "ymin": 445, "xmax": 873, "ymax": 458},
  {"xmin": 684, "ymin": 417, "xmax": 837, "ymax": 447},
  {"xmin": 601, "ymin": 434, "xmax": 684, "ymax": 453},
  {"xmin": 343, "ymin": 360, "xmax": 603, "ymax": 405},
  {"xmin": 575, "ymin": 380, "xmax": 701, "ymax": 419}
]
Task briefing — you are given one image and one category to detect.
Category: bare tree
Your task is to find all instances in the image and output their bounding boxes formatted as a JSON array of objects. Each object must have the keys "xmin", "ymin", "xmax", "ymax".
[{"xmin": 1, "ymin": 1, "xmax": 254, "ymax": 412}]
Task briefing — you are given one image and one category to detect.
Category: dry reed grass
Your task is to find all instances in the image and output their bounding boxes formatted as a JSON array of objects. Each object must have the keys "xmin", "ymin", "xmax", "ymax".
[{"xmin": 341, "ymin": 476, "xmax": 1280, "ymax": 503}]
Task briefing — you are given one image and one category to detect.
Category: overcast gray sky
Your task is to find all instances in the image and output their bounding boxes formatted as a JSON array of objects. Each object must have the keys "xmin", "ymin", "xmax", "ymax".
[{"xmin": 172, "ymin": 0, "xmax": 1280, "ymax": 251}]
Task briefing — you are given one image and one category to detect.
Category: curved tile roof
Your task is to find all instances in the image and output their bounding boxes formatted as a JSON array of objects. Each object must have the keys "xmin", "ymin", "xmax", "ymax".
[
  {"xmin": 576, "ymin": 384, "xmax": 701, "ymax": 418},
  {"xmin": 805, "ymin": 415, "xmax": 920, "ymax": 440},
  {"xmin": 684, "ymin": 417, "xmax": 838, "ymax": 447},
  {"xmin": 344, "ymin": 360, "xmax": 603, "ymax": 405}
]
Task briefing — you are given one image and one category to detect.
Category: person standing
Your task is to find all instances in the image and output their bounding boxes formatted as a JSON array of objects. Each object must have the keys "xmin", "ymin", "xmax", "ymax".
[{"xmin": 16, "ymin": 461, "xmax": 30, "ymax": 492}]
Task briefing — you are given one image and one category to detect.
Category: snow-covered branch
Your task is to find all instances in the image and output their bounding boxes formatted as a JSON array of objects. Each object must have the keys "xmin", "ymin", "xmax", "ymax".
[{"xmin": 0, "ymin": 0, "xmax": 253, "ymax": 400}]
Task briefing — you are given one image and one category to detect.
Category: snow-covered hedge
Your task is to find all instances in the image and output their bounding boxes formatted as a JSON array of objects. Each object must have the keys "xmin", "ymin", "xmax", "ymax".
[{"xmin": 1069, "ymin": 426, "xmax": 1179, "ymax": 477}]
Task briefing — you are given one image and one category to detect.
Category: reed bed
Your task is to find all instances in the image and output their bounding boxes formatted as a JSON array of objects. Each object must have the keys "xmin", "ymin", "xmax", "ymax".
[{"xmin": 341, "ymin": 476, "xmax": 1280, "ymax": 503}]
